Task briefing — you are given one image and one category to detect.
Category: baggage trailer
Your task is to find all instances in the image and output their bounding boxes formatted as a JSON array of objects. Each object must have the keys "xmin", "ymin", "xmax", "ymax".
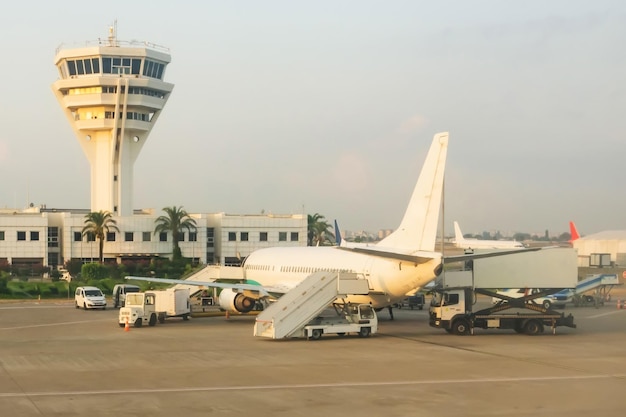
[{"xmin": 429, "ymin": 248, "xmax": 578, "ymax": 335}]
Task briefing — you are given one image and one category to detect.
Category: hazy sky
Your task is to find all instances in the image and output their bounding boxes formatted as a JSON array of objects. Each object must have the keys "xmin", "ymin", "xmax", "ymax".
[{"xmin": 0, "ymin": 1, "xmax": 624, "ymax": 237}]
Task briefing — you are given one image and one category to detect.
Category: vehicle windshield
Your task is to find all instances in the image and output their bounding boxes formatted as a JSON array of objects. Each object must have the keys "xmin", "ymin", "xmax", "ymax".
[
  {"xmin": 125, "ymin": 293, "xmax": 143, "ymax": 306},
  {"xmin": 430, "ymin": 292, "xmax": 459, "ymax": 307},
  {"xmin": 359, "ymin": 305, "xmax": 375, "ymax": 319},
  {"xmin": 85, "ymin": 289, "xmax": 103, "ymax": 297},
  {"xmin": 126, "ymin": 287, "xmax": 140, "ymax": 293}
]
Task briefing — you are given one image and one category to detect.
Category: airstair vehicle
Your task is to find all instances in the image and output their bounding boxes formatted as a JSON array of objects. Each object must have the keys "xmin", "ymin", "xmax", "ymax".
[
  {"xmin": 253, "ymin": 271, "xmax": 372, "ymax": 340},
  {"xmin": 571, "ymin": 273, "xmax": 621, "ymax": 307}
]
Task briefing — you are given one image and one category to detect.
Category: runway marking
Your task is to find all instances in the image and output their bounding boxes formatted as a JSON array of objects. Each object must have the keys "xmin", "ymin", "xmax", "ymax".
[
  {"xmin": 581, "ymin": 310, "xmax": 625, "ymax": 319},
  {"xmin": 1, "ymin": 374, "xmax": 625, "ymax": 398},
  {"xmin": 0, "ymin": 305, "xmax": 72, "ymax": 310},
  {"xmin": 0, "ymin": 319, "xmax": 110, "ymax": 331}
]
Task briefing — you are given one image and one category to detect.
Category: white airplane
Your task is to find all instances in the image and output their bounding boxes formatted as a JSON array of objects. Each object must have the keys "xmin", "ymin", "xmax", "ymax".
[
  {"xmin": 452, "ymin": 221, "xmax": 526, "ymax": 250},
  {"xmin": 127, "ymin": 132, "xmax": 534, "ymax": 314}
]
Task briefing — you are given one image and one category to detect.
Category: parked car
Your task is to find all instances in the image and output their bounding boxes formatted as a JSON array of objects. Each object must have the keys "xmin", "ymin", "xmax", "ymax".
[{"xmin": 75, "ymin": 286, "xmax": 107, "ymax": 310}]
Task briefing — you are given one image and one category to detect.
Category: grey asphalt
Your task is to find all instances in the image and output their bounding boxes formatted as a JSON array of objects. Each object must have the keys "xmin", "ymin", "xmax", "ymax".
[{"xmin": 1, "ymin": 299, "xmax": 625, "ymax": 417}]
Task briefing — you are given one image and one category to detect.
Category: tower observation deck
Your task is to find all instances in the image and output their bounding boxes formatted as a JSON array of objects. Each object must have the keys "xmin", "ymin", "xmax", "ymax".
[{"xmin": 52, "ymin": 27, "xmax": 174, "ymax": 216}]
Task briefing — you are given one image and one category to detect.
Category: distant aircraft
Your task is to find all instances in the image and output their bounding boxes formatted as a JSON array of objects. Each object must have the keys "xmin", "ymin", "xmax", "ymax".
[
  {"xmin": 453, "ymin": 221, "xmax": 525, "ymax": 250},
  {"xmin": 569, "ymin": 221, "xmax": 580, "ymax": 243},
  {"xmin": 128, "ymin": 132, "xmax": 535, "ymax": 314}
]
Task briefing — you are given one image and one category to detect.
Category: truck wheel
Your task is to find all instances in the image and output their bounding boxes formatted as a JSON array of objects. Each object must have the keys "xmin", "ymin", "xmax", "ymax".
[
  {"xmin": 149, "ymin": 314, "xmax": 157, "ymax": 327},
  {"xmin": 310, "ymin": 329, "xmax": 323, "ymax": 340},
  {"xmin": 358, "ymin": 327, "xmax": 371, "ymax": 338},
  {"xmin": 182, "ymin": 314, "xmax": 189, "ymax": 321},
  {"xmin": 134, "ymin": 318, "xmax": 142, "ymax": 328},
  {"xmin": 542, "ymin": 300, "xmax": 552, "ymax": 310},
  {"xmin": 524, "ymin": 320, "xmax": 542, "ymax": 335},
  {"xmin": 158, "ymin": 315, "xmax": 165, "ymax": 324},
  {"xmin": 118, "ymin": 323, "xmax": 125, "ymax": 328},
  {"xmin": 452, "ymin": 319, "xmax": 470, "ymax": 336},
  {"xmin": 83, "ymin": 303, "xmax": 87, "ymax": 310},
  {"xmin": 75, "ymin": 302, "xmax": 79, "ymax": 309}
]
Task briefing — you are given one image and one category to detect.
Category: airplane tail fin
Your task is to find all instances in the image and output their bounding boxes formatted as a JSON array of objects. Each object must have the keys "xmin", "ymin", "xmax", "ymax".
[
  {"xmin": 453, "ymin": 221, "xmax": 464, "ymax": 244},
  {"xmin": 377, "ymin": 132, "xmax": 449, "ymax": 252},
  {"xmin": 569, "ymin": 221, "xmax": 580, "ymax": 243},
  {"xmin": 334, "ymin": 220, "xmax": 342, "ymax": 246}
]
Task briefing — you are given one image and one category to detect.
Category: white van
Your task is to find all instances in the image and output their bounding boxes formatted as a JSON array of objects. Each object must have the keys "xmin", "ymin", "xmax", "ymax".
[
  {"xmin": 112, "ymin": 284, "xmax": 141, "ymax": 308},
  {"xmin": 75, "ymin": 286, "xmax": 107, "ymax": 310}
]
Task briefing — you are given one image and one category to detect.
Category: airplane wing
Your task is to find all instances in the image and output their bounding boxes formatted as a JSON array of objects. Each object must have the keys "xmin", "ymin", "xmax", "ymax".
[
  {"xmin": 124, "ymin": 276, "xmax": 288, "ymax": 299},
  {"xmin": 336, "ymin": 246, "xmax": 436, "ymax": 264}
]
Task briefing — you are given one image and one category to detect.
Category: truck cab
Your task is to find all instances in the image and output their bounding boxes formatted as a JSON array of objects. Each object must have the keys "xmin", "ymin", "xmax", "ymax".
[{"xmin": 119, "ymin": 292, "xmax": 160, "ymax": 327}]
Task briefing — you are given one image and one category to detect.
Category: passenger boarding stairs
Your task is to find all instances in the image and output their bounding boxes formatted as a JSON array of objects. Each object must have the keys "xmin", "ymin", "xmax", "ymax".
[
  {"xmin": 571, "ymin": 273, "xmax": 620, "ymax": 307},
  {"xmin": 253, "ymin": 271, "xmax": 370, "ymax": 339}
]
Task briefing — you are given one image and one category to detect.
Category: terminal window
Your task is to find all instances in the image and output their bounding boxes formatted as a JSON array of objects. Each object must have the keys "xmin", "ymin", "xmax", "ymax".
[
  {"xmin": 228, "ymin": 232, "xmax": 236, "ymax": 242},
  {"xmin": 142, "ymin": 232, "xmax": 151, "ymax": 242},
  {"xmin": 125, "ymin": 232, "xmax": 134, "ymax": 242},
  {"xmin": 260, "ymin": 232, "xmax": 268, "ymax": 242},
  {"xmin": 279, "ymin": 232, "xmax": 287, "ymax": 242},
  {"xmin": 189, "ymin": 232, "xmax": 197, "ymax": 242},
  {"xmin": 0, "ymin": 231, "xmax": 4, "ymax": 240},
  {"xmin": 17, "ymin": 231, "xmax": 26, "ymax": 241},
  {"xmin": 159, "ymin": 232, "xmax": 167, "ymax": 242},
  {"xmin": 240, "ymin": 232, "xmax": 249, "ymax": 241},
  {"xmin": 74, "ymin": 232, "xmax": 82, "ymax": 242},
  {"xmin": 30, "ymin": 231, "xmax": 39, "ymax": 241},
  {"xmin": 290, "ymin": 232, "xmax": 299, "ymax": 242},
  {"xmin": 106, "ymin": 232, "xmax": 116, "ymax": 242}
]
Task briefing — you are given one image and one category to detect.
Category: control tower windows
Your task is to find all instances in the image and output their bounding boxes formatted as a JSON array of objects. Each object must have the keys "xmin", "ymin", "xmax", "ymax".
[
  {"xmin": 66, "ymin": 58, "xmax": 100, "ymax": 76},
  {"xmin": 102, "ymin": 57, "xmax": 141, "ymax": 75},
  {"xmin": 143, "ymin": 59, "xmax": 164, "ymax": 79}
]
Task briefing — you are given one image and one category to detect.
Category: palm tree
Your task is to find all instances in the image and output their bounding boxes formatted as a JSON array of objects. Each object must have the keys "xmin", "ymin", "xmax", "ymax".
[
  {"xmin": 307, "ymin": 213, "xmax": 335, "ymax": 246},
  {"xmin": 154, "ymin": 206, "xmax": 198, "ymax": 260},
  {"xmin": 82, "ymin": 210, "xmax": 119, "ymax": 263}
]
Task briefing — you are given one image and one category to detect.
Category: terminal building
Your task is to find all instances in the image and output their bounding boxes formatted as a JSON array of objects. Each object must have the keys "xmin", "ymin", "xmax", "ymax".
[
  {"xmin": 572, "ymin": 230, "xmax": 626, "ymax": 268},
  {"xmin": 0, "ymin": 27, "xmax": 306, "ymax": 273}
]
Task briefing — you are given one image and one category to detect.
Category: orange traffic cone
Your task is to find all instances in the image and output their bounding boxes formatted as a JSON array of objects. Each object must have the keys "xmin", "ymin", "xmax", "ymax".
[
  {"xmin": 225, "ymin": 310, "xmax": 230, "ymax": 319},
  {"xmin": 124, "ymin": 318, "xmax": 130, "ymax": 332}
]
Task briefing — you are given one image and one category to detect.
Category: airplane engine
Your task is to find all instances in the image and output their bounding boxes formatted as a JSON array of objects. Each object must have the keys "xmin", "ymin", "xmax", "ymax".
[{"xmin": 218, "ymin": 289, "xmax": 256, "ymax": 313}]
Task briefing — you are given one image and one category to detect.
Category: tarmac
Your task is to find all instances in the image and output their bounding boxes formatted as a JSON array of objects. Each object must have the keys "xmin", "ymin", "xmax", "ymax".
[{"xmin": 1, "ymin": 298, "xmax": 626, "ymax": 417}]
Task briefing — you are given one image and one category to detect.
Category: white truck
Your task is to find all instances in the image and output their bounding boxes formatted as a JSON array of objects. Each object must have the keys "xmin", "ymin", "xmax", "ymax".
[
  {"xmin": 429, "ymin": 248, "xmax": 578, "ymax": 335},
  {"xmin": 304, "ymin": 303, "xmax": 378, "ymax": 340},
  {"xmin": 118, "ymin": 288, "xmax": 190, "ymax": 328}
]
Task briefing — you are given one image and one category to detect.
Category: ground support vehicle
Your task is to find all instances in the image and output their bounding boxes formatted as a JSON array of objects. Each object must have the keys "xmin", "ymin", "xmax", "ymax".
[
  {"xmin": 397, "ymin": 293, "xmax": 425, "ymax": 310},
  {"xmin": 118, "ymin": 288, "xmax": 190, "ymax": 328},
  {"xmin": 429, "ymin": 248, "xmax": 578, "ymax": 335},
  {"xmin": 304, "ymin": 303, "xmax": 378, "ymax": 340},
  {"xmin": 429, "ymin": 287, "xmax": 576, "ymax": 335}
]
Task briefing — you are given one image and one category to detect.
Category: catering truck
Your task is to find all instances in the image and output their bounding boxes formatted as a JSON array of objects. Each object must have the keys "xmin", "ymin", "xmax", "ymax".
[
  {"xmin": 429, "ymin": 248, "xmax": 578, "ymax": 335},
  {"xmin": 118, "ymin": 288, "xmax": 190, "ymax": 328}
]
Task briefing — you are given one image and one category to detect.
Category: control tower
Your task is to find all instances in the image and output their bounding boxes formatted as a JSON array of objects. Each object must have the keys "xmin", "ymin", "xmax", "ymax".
[{"xmin": 52, "ymin": 27, "xmax": 173, "ymax": 216}]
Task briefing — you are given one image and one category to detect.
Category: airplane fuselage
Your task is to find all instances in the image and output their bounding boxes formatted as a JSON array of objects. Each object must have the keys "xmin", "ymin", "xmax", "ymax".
[{"xmin": 242, "ymin": 246, "xmax": 442, "ymax": 308}]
